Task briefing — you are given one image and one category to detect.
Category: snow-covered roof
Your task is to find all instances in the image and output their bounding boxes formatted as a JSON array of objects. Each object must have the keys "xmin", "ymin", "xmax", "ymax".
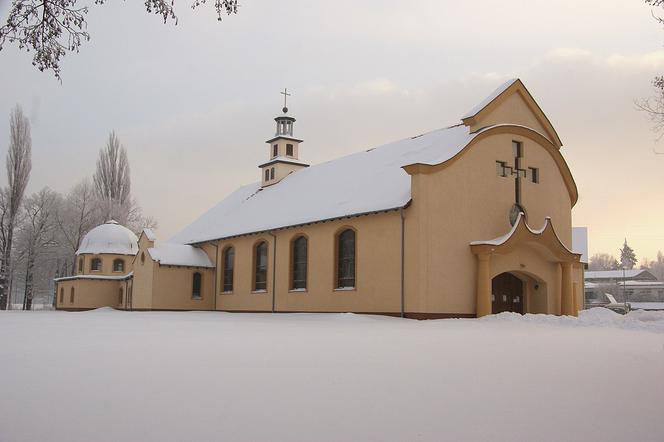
[
  {"xmin": 54, "ymin": 272, "xmax": 134, "ymax": 282},
  {"xmin": 572, "ymin": 227, "xmax": 588, "ymax": 264},
  {"xmin": 76, "ymin": 221, "xmax": 139, "ymax": 256},
  {"xmin": 584, "ymin": 269, "xmax": 656, "ymax": 280},
  {"xmin": 259, "ymin": 156, "xmax": 309, "ymax": 167},
  {"xmin": 148, "ymin": 243, "xmax": 214, "ymax": 268},
  {"xmin": 171, "ymin": 124, "xmax": 478, "ymax": 244},
  {"xmin": 142, "ymin": 228, "xmax": 157, "ymax": 242},
  {"xmin": 461, "ymin": 79, "xmax": 518, "ymax": 120}
]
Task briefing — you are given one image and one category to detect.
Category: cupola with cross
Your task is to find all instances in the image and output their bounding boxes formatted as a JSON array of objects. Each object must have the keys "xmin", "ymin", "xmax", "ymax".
[{"xmin": 260, "ymin": 89, "xmax": 309, "ymax": 187}]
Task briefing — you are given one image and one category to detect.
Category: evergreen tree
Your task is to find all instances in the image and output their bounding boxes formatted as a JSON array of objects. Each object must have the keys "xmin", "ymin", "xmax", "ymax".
[{"xmin": 619, "ymin": 239, "xmax": 637, "ymax": 270}]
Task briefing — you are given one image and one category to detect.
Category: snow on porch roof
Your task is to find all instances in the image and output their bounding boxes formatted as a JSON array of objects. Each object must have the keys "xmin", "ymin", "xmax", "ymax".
[{"xmin": 170, "ymin": 123, "xmax": 479, "ymax": 245}]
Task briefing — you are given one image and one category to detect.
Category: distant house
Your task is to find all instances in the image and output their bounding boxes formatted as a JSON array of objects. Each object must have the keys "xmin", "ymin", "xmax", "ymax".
[{"xmin": 584, "ymin": 269, "xmax": 664, "ymax": 304}]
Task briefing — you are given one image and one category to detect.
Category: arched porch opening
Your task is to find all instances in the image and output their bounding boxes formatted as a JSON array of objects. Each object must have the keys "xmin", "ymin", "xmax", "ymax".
[
  {"xmin": 491, "ymin": 271, "xmax": 548, "ymax": 314},
  {"xmin": 471, "ymin": 214, "xmax": 582, "ymax": 317}
]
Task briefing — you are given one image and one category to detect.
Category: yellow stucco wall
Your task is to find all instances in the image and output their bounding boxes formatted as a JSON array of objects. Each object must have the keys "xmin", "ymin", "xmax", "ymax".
[
  {"xmin": 75, "ymin": 253, "xmax": 135, "ymax": 277},
  {"xmin": 214, "ymin": 210, "xmax": 402, "ymax": 313},
  {"xmin": 55, "ymin": 278, "xmax": 125, "ymax": 310},
  {"xmin": 403, "ymin": 131, "xmax": 575, "ymax": 315}
]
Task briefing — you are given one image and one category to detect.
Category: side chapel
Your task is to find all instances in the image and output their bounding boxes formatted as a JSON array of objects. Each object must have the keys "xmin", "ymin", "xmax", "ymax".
[{"xmin": 56, "ymin": 79, "xmax": 585, "ymax": 318}]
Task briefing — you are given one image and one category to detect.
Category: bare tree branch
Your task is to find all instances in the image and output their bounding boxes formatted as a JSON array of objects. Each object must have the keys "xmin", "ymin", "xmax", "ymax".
[{"xmin": 0, "ymin": 0, "xmax": 239, "ymax": 80}]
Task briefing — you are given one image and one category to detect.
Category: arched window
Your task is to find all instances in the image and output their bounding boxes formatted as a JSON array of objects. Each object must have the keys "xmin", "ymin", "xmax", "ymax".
[
  {"xmin": 118, "ymin": 287, "xmax": 124, "ymax": 305},
  {"xmin": 59, "ymin": 287, "xmax": 64, "ymax": 304},
  {"xmin": 69, "ymin": 287, "xmax": 75, "ymax": 303},
  {"xmin": 113, "ymin": 259, "xmax": 125, "ymax": 273},
  {"xmin": 78, "ymin": 257, "xmax": 83, "ymax": 273},
  {"xmin": 222, "ymin": 247, "xmax": 234, "ymax": 293},
  {"xmin": 192, "ymin": 272, "xmax": 202, "ymax": 299},
  {"xmin": 291, "ymin": 236, "xmax": 307, "ymax": 290},
  {"xmin": 254, "ymin": 241, "xmax": 268, "ymax": 291},
  {"xmin": 337, "ymin": 229, "xmax": 356, "ymax": 289},
  {"xmin": 90, "ymin": 258, "xmax": 102, "ymax": 272},
  {"xmin": 270, "ymin": 168, "xmax": 275, "ymax": 180},
  {"xmin": 265, "ymin": 169, "xmax": 270, "ymax": 181}
]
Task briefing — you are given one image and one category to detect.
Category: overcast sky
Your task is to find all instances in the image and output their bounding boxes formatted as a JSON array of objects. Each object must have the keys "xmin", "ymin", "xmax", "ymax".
[{"xmin": 1, "ymin": 0, "xmax": 664, "ymax": 262}]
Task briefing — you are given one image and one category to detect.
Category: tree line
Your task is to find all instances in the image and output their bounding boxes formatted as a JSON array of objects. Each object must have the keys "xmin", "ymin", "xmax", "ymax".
[
  {"xmin": 588, "ymin": 239, "xmax": 664, "ymax": 280},
  {"xmin": 0, "ymin": 105, "xmax": 155, "ymax": 310}
]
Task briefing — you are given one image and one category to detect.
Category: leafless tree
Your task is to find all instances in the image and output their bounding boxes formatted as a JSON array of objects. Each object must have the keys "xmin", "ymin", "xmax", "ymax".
[
  {"xmin": 94, "ymin": 131, "xmax": 131, "ymax": 217},
  {"xmin": 640, "ymin": 1, "xmax": 664, "ymax": 147},
  {"xmin": 0, "ymin": 105, "xmax": 32, "ymax": 310},
  {"xmin": 0, "ymin": 0, "xmax": 239, "ymax": 80},
  {"xmin": 55, "ymin": 178, "xmax": 103, "ymax": 274},
  {"xmin": 18, "ymin": 188, "xmax": 58, "ymax": 310},
  {"xmin": 588, "ymin": 253, "xmax": 620, "ymax": 271}
]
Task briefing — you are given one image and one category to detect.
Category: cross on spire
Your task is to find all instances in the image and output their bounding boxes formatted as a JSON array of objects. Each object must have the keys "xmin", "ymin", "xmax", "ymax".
[{"xmin": 280, "ymin": 88, "xmax": 291, "ymax": 113}]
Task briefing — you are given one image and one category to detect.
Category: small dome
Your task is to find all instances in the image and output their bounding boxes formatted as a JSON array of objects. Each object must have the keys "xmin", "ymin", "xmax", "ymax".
[{"xmin": 76, "ymin": 220, "xmax": 139, "ymax": 256}]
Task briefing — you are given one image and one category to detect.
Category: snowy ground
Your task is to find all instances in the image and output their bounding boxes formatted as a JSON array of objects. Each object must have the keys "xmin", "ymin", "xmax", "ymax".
[{"xmin": 1, "ymin": 309, "xmax": 664, "ymax": 442}]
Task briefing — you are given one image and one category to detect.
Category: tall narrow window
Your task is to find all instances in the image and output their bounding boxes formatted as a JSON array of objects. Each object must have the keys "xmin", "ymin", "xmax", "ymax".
[
  {"xmin": 291, "ymin": 236, "xmax": 307, "ymax": 290},
  {"xmin": 113, "ymin": 259, "xmax": 125, "ymax": 272},
  {"xmin": 254, "ymin": 241, "xmax": 268, "ymax": 291},
  {"xmin": 59, "ymin": 288, "xmax": 64, "ymax": 303},
  {"xmin": 70, "ymin": 287, "xmax": 75, "ymax": 303},
  {"xmin": 529, "ymin": 167, "xmax": 539, "ymax": 183},
  {"xmin": 286, "ymin": 144, "xmax": 294, "ymax": 156},
  {"xmin": 265, "ymin": 169, "xmax": 270, "ymax": 181},
  {"xmin": 223, "ymin": 247, "xmax": 234, "ymax": 292},
  {"xmin": 118, "ymin": 288, "xmax": 123, "ymax": 305},
  {"xmin": 91, "ymin": 258, "xmax": 102, "ymax": 271},
  {"xmin": 337, "ymin": 229, "xmax": 356, "ymax": 288},
  {"xmin": 272, "ymin": 144, "xmax": 278, "ymax": 157},
  {"xmin": 270, "ymin": 168, "xmax": 275, "ymax": 180},
  {"xmin": 78, "ymin": 257, "xmax": 83, "ymax": 273},
  {"xmin": 192, "ymin": 272, "xmax": 202, "ymax": 299}
]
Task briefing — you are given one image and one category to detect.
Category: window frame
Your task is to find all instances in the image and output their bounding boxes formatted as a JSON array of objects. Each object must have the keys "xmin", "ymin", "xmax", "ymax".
[
  {"xmin": 335, "ymin": 228, "xmax": 356, "ymax": 290},
  {"xmin": 192, "ymin": 272, "xmax": 202, "ymax": 299},
  {"xmin": 253, "ymin": 240, "xmax": 269, "ymax": 292},
  {"xmin": 59, "ymin": 288, "xmax": 64, "ymax": 304},
  {"xmin": 222, "ymin": 246, "xmax": 235, "ymax": 293},
  {"xmin": 118, "ymin": 287, "xmax": 124, "ymax": 306},
  {"xmin": 272, "ymin": 144, "xmax": 278, "ymax": 158},
  {"xmin": 290, "ymin": 235, "xmax": 308, "ymax": 291},
  {"xmin": 90, "ymin": 257, "xmax": 102, "ymax": 272},
  {"xmin": 78, "ymin": 257, "xmax": 84, "ymax": 273},
  {"xmin": 69, "ymin": 287, "xmax": 75, "ymax": 304},
  {"xmin": 270, "ymin": 167, "xmax": 275, "ymax": 180},
  {"xmin": 286, "ymin": 144, "xmax": 294, "ymax": 157},
  {"xmin": 112, "ymin": 258, "xmax": 125, "ymax": 273}
]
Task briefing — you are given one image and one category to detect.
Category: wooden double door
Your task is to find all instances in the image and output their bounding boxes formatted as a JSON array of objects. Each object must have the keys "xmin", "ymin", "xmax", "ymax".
[{"xmin": 492, "ymin": 272, "xmax": 524, "ymax": 314}]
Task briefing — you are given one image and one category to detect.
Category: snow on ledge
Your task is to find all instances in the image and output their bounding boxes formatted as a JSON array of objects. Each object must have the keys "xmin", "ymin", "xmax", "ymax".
[
  {"xmin": 148, "ymin": 244, "xmax": 214, "ymax": 268},
  {"xmin": 54, "ymin": 272, "xmax": 134, "ymax": 282}
]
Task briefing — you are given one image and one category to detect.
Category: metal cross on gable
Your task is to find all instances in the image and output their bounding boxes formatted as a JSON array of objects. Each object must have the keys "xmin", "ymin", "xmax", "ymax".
[{"xmin": 496, "ymin": 141, "xmax": 539, "ymax": 207}]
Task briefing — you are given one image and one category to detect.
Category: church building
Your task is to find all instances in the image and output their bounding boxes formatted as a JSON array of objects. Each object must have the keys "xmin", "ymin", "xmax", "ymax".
[{"xmin": 56, "ymin": 79, "xmax": 584, "ymax": 318}]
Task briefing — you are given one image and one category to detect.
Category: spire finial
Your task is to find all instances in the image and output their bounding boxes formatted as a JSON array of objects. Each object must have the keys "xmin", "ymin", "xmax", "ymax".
[{"xmin": 280, "ymin": 88, "xmax": 291, "ymax": 113}]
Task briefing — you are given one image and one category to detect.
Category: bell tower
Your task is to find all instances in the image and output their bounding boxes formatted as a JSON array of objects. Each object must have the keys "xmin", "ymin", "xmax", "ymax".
[{"xmin": 260, "ymin": 89, "xmax": 309, "ymax": 187}]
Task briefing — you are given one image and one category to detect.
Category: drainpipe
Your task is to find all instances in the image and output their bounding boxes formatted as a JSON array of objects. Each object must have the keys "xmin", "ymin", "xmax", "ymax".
[
  {"xmin": 212, "ymin": 242, "xmax": 219, "ymax": 312},
  {"xmin": 268, "ymin": 231, "xmax": 277, "ymax": 313},
  {"xmin": 400, "ymin": 207, "xmax": 405, "ymax": 318}
]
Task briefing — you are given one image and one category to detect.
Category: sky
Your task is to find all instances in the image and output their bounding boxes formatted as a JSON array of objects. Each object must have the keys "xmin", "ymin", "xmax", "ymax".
[{"xmin": 0, "ymin": 0, "xmax": 663, "ymax": 262}]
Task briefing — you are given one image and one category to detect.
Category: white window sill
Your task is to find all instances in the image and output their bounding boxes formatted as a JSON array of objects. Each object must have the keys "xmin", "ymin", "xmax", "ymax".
[
  {"xmin": 191, "ymin": 297, "xmax": 203, "ymax": 301},
  {"xmin": 252, "ymin": 290, "xmax": 268, "ymax": 294},
  {"xmin": 220, "ymin": 291, "xmax": 234, "ymax": 295},
  {"xmin": 334, "ymin": 287, "xmax": 356, "ymax": 292},
  {"xmin": 289, "ymin": 288, "xmax": 307, "ymax": 293}
]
